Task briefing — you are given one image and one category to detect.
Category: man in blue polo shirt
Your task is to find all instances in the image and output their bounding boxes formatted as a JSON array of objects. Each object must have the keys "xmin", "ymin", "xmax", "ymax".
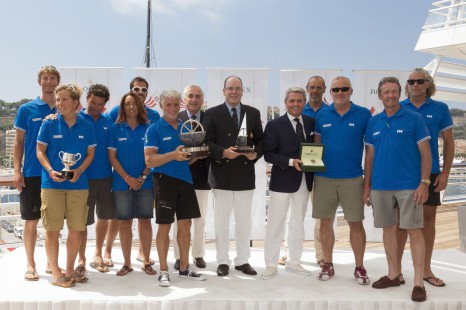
[
  {"xmin": 108, "ymin": 76, "xmax": 161, "ymax": 125},
  {"xmin": 313, "ymin": 76, "xmax": 372, "ymax": 285},
  {"xmin": 13, "ymin": 65, "xmax": 60, "ymax": 281},
  {"xmin": 396, "ymin": 68, "xmax": 454, "ymax": 288},
  {"xmin": 77, "ymin": 84, "xmax": 116, "ymax": 274},
  {"xmin": 144, "ymin": 89, "xmax": 205, "ymax": 287},
  {"xmin": 363, "ymin": 77, "xmax": 431, "ymax": 302}
]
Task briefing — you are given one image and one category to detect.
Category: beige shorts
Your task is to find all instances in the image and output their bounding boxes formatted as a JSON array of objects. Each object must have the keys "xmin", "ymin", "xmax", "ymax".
[
  {"xmin": 312, "ymin": 176, "xmax": 364, "ymax": 222},
  {"xmin": 41, "ymin": 189, "xmax": 89, "ymax": 231},
  {"xmin": 370, "ymin": 190, "xmax": 423, "ymax": 229}
]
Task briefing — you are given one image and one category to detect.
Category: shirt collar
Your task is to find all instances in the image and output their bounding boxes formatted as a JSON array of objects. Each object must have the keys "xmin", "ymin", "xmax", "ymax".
[{"xmin": 287, "ymin": 113, "xmax": 303, "ymax": 123}]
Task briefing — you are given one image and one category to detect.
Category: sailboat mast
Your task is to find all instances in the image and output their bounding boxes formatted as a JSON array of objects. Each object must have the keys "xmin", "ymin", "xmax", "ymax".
[{"xmin": 144, "ymin": 0, "xmax": 152, "ymax": 68}]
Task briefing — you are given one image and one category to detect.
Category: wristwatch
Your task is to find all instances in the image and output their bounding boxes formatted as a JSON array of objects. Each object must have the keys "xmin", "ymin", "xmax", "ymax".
[
  {"xmin": 141, "ymin": 173, "xmax": 147, "ymax": 180},
  {"xmin": 420, "ymin": 178, "xmax": 431, "ymax": 185}
]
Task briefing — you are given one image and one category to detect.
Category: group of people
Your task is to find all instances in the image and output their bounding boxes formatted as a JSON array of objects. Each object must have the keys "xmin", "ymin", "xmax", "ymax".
[{"xmin": 12, "ymin": 65, "xmax": 453, "ymax": 302}]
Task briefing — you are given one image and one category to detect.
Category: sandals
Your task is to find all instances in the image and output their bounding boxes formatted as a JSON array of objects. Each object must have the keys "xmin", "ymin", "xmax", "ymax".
[
  {"xmin": 52, "ymin": 275, "xmax": 75, "ymax": 288},
  {"xmin": 116, "ymin": 265, "xmax": 133, "ymax": 276},
  {"xmin": 90, "ymin": 260, "xmax": 110, "ymax": 273},
  {"xmin": 136, "ymin": 257, "xmax": 155, "ymax": 265},
  {"xmin": 424, "ymin": 276, "xmax": 446, "ymax": 287},
  {"xmin": 141, "ymin": 264, "xmax": 157, "ymax": 275},
  {"xmin": 24, "ymin": 270, "xmax": 39, "ymax": 281},
  {"xmin": 103, "ymin": 258, "xmax": 114, "ymax": 268},
  {"xmin": 70, "ymin": 271, "xmax": 89, "ymax": 283}
]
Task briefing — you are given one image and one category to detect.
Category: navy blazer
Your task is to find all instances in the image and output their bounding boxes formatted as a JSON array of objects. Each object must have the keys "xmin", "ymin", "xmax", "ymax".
[
  {"xmin": 203, "ymin": 103, "xmax": 264, "ymax": 191},
  {"xmin": 178, "ymin": 109, "xmax": 210, "ymax": 190},
  {"xmin": 264, "ymin": 113, "xmax": 315, "ymax": 193}
]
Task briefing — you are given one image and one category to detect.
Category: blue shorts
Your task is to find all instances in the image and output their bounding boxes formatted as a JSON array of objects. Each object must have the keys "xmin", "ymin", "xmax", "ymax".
[{"xmin": 113, "ymin": 189, "xmax": 154, "ymax": 220}]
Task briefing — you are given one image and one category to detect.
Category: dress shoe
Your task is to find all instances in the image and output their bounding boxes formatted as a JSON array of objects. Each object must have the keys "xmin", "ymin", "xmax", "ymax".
[
  {"xmin": 174, "ymin": 259, "xmax": 180, "ymax": 271},
  {"xmin": 193, "ymin": 257, "xmax": 206, "ymax": 268},
  {"xmin": 217, "ymin": 264, "xmax": 229, "ymax": 276},
  {"xmin": 235, "ymin": 263, "xmax": 257, "ymax": 275}
]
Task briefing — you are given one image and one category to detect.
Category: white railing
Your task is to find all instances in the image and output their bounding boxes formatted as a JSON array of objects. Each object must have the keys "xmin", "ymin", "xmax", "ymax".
[{"xmin": 423, "ymin": 0, "xmax": 466, "ymax": 30}]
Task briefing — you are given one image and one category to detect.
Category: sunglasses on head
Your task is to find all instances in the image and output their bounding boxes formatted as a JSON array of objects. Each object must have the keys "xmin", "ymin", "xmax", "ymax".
[
  {"xmin": 331, "ymin": 87, "xmax": 351, "ymax": 93},
  {"xmin": 131, "ymin": 87, "xmax": 148, "ymax": 93},
  {"xmin": 407, "ymin": 79, "xmax": 426, "ymax": 85}
]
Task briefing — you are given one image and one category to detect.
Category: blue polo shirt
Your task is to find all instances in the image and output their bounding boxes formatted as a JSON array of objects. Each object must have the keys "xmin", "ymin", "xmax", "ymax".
[
  {"xmin": 144, "ymin": 118, "xmax": 192, "ymax": 184},
  {"xmin": 315, "ymin": 102, "xmax": 372, "ymax": 178},
  {"xmin": 365, "ymin": 106, "xmax": 431, "ymax": 190},
  {"xmin": 37, "ymin": 114, "xmax": 96, "ymax": 190},
  {"xmin": 108, "ymin": 105, "xmax": 161, "ymax": 125},
  {"xmin": 14, "ymin": 97, "xmax": 56, "ymax": 177},
  {"xmin": 400, "ymin": 98, "xmax": 453, "ymax": 174},
  {"xmin": 79, "ymin": 109, "xmax": 113, "ymax": 180},
  {"xmin": 108, "ymin": 122, "xmax": 153, "ymax": 191},
  {"xmin": 303, "ymin": 101, "xmax": 328, "ymax": 118}
]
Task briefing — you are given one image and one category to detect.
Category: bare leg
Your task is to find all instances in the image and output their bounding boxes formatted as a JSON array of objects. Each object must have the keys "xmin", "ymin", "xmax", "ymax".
[
  {"xmin": 177, "ymin": 219, "xmax": 192, "ymax": 271},
  {"xmin": 422, "ymin": 205, "xmax": 443, "ymax": 284},
  {"xmin": 23, "ymin": 219, "xmax": 39, "ymax": 273},
  {"xmin": 119, "ymin": 219, "xmax": 133, "ymax": 267},
  {"xmin": 77, "ymin": 229, "xmax": 87, "ymax": 267},
  {"xmin": 156, "ymin": 224, "xmax": 171, "ymax": 271},
  {"xmin": 104, "ymin": 219, "xmax": 119, "ymax": 262},
  {"xmin": 65, "ymin": 230, "xmax": 82, "ymax": 277},
  {"xmin": 383, "ymin": 225, "xmax": 399, "ymax": 279},
  {"xmin": 45, "ymin": 230, "xmax": 61, "ymax": 281},
  {"xmin": 138, "ymin": 219, "xmax": 153, "ymax": 265},
  {"xmin": 407, "ymin": 228, "xmax": 426, "ymax": 287},
  {"xmin": 396, "ymin": 207, "xmax": 408, "ymax": 279},
  {"xmin": 94, "ymin": 219, "xmax": 108, "ymax": 260},
  {"xmin": 320, "ymin": 218, "xmax": 335, "ymax": 263},
  {"xmin": 348, "ymin": 221, "xmax": 366, "ymax": 267}
]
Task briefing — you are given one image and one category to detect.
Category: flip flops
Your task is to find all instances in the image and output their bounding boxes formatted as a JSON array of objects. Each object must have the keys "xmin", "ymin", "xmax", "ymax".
[
  {"xmin": 141, "ymin": 264, "xmax": 157, "ymax": 275},
  {"xmin": 24, "ymin": 270, "xmax": 39, "ymax": 281},
  {"xmin": 116, "ymin": 265, "xmax": 133, "ymax": 276},
  {"xmin": 52, "ymin": 275, "xmax": 75, "ymax": 288},
  {"xmin": 103, "ymin": 258, "xmax": 114, "ymax": 268},
  {"xmin": 90, "ymin": 260, "xmax": 110, "ymax": 273},
  {"xmin": 136, "ymin": 257, "xmax": 155, "ymax": 265},
  {"xmin": 423, "ymin": 276, "xmax": 446, "ymax": 287}
]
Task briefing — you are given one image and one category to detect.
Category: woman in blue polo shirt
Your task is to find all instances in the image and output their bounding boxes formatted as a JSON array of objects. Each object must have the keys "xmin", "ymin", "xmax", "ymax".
[
  {"xmin": 36, "ymin": 84, "xmax": 96, "ymax": 288},
  {"xmin": 108, "ymin": 91, "xmax": 155, "ymax": 276}
]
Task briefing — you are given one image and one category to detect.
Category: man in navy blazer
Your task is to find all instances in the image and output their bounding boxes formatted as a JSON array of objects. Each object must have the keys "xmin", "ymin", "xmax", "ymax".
[
  {"xmin": 261, "ymin": 87, "xmax": 315, "ymax": 279},
  {"xmin": 203, "ymin": 75, "xmax": 264, "ymax": 277}
]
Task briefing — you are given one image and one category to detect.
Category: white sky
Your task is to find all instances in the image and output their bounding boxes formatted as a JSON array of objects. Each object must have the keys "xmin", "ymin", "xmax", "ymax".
[{"xmin": 0, "ymin": 0, "xmax": 436, "ymax": 104}]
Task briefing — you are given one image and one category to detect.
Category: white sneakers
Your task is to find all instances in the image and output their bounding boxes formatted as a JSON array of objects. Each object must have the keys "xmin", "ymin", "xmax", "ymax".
[
  {"xmin": 260, "ymin": 267, "xmax": 278, "ymax": 280},
  {"xmin": 261, "ymin": 264, "xmax": 311, "ymax": 280},
  {"xmin": 285, "ymin": 263, "xmax": 312, "ymax": 276}
]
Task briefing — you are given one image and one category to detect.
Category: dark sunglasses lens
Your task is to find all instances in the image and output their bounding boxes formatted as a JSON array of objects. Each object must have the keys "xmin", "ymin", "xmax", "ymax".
[
  {"xmin": 407, "ymin": 79, "xmax": 425, "ymax": 85},
  {"xmin": 331, "ymin": 87, "xmax": 350, "ymax": 93}
]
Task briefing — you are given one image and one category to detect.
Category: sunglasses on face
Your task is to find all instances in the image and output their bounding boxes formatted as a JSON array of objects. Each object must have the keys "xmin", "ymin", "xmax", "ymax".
[
  {"xmin": 131, "ymin": 87, "xmax": 148, "ymax": 93},
  {"xmin": 407, "ymin": 79, "xmax": 426, "ymax": 85},
  {"xmin": 330, "ymin": 87, "xmax": 351, "ymax": 93}
]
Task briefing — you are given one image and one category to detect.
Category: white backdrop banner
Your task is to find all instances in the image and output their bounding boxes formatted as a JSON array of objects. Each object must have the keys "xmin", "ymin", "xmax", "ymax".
[
  {"xmin": 59, "ymin": 67, "xmax": 123, "ymax": 110},
  {"xmin": 352, "ymin": 70, "xmax": 410, "ymax": 115},
  {"xmin": 133, "ymin": 68, "xmax": 198, "ymax": 115},
  {"xmin": 206, "ymin": 68, "xmax": 269, "ymax": 240}
]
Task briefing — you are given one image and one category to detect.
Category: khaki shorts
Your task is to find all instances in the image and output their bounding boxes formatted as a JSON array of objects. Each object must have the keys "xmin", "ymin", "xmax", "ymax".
[
  {"xmin": 41, "ymin": 189, "xmax": 89, "ymax": 231},
  {"xmin": 312, "ymin": 176, "xmax": 364, "ymax": 222},
  {"xmin": 371, "ymin": 190, "xmax": 423, "ymax": 229}
]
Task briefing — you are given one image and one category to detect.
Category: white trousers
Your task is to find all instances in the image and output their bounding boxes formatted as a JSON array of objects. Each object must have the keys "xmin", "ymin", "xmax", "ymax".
[
  {"xmin": 264, "ymin": 175, "xmax": 309, "ymax": 267},
  {"xmin": 173, "ymin": 189, "xmax": 210, "ymax": 259},
  {"xmin": 212, "ymin": 189, "xmax": 254, "ymax": 266}
]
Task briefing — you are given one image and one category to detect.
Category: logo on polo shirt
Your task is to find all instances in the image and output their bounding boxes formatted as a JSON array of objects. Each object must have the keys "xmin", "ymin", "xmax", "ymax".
[
  {"xmin": 103, "ymin": 127, "xmax": 108, "ymax": 130},
  {"xmin": 53, "ymin": 135, "xmax": 63, "ymax": 139},
  {"xmin": 78, "ymin": 135, "xmax": 84, "ymax": 139},
  {"xmin": 118, "ymin": 138, "xmax": 127, "ymax": 141},
  {"xmin": 323, "ymin": 124, "xmax": 332, "ymax": 128},
  {"xmin": 426, "ymin": 115, "xmax": 433, "ymax": 118},
  {"xmin": 397, "ymin": 130, "xmax": 403, "ymax": 133},
  {"xmin": 373, "ymin": 131, "xmax": 380, "ymax": 136},
  {"xmin": 32, "ymin": 118, "xmax": 42, "ymax": 122},
  {"xmin": 163, "ymin": 137, "xmax": 172, "ymax": 141},
  {"xmin": 349, "ymin": 123, "xmax": 355, "ymax": 127}
]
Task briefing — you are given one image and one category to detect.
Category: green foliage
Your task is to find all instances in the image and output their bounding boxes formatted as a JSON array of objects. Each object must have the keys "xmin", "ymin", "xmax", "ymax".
[
  {"xmin": 450, "ymin": 108, "xmax": 465, "ymax": 117},
  {"xmin": 0, "ymin": 98, "xmax": 30, "ymax": 117}
]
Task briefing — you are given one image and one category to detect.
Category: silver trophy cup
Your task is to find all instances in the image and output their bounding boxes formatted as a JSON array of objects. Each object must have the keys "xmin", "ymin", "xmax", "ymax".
[
  {"xmin": 58, "ymin": 151, "xmax": 81, "ymax": 179},
  {"xmin": 179, "ymin": 119, "xmax": 209, "ymax": 158}
]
